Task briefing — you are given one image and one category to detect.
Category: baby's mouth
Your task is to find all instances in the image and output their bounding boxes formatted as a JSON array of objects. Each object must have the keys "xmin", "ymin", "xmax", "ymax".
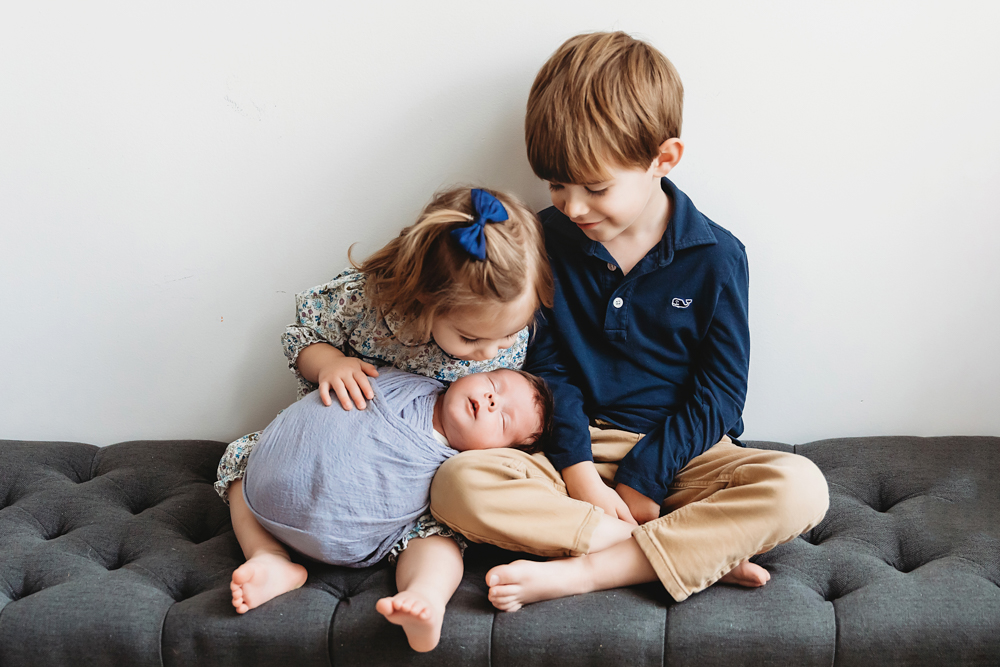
[{"xmin": 469, "ymin": 398, "xmax": 479, "ymax": 417}]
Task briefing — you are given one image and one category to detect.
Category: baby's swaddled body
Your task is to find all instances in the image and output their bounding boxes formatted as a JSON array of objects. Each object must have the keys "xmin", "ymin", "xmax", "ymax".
[{"xmin": 242, "ymin": 368, "xmax": 455, "ymax": 567}]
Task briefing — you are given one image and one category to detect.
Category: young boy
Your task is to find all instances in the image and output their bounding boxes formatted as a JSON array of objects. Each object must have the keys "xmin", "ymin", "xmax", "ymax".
[{"xmin": 430, "ymin": 31, "xmax": 829, "ymax": 609}]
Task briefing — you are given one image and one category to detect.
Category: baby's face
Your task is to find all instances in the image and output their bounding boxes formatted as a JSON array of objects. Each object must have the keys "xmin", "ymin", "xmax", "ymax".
[{"xmin": 436, "ymin": 370, "xmax": 542, "ymax": 452}]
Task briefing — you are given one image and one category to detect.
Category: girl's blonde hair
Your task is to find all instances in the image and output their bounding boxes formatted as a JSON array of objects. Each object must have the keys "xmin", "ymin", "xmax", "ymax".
[{"xmin": 352, "ymin": 186, "xmax": 554, "ymax": 342}]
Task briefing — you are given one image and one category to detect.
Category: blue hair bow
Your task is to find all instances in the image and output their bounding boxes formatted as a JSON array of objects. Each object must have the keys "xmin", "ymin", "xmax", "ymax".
[{"xmin": 450, "ymin": 188, "xmax": 509, "ymax": 260}]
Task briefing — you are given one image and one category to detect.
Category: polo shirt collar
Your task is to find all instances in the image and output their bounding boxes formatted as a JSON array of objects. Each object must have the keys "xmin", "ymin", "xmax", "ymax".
[
  {"xmin": 559, "ymin": 177, "xmax": 718, "ymax": 266},
  {"xmin": 659, "ymin": 177, "xmax": 717, "ymax": 266}
]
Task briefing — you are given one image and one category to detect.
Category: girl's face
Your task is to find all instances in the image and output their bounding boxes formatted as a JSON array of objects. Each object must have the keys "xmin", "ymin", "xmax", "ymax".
[{"xmin": 430, "ymin": 288, "xmax": 537, "ymax": 361}]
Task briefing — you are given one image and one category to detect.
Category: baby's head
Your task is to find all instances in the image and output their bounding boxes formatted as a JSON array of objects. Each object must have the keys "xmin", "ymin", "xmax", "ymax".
[
  {"xmin": 433, "ymin": 369, "xmax": 554, "ymax": 454},
  {"xmin": 525, "ymin": 31, "xmax": 684, "ymax": 185},
  {"xmin": 356, "ymin": 186, "xmax": 554, "ymax": 361}
]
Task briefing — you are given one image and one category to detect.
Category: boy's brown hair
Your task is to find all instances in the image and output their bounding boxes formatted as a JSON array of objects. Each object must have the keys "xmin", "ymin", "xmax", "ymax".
[
  {"xmin": 353, "ymin": 187, "xmax": 554, "ymax": 343},
  {"xmin": 525, "ymin": 31, "xmax": 684, "ymax": 184}
]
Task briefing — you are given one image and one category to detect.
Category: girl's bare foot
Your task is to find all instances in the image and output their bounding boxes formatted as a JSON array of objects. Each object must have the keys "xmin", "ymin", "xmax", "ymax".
[
  {"xmin": 718, "ymin": 559, "xmax": 770, "ymax": 588},
  {"xmin": 486, "ymin": 558, "xmax": 593, "ymax": 612},
  {"xmin": 375, "ymin": 591, "xmax": 444, "ymax": 652},
  {"xmin": 230, "ymin": 552, "xmax": 308, "ymax": 614}
]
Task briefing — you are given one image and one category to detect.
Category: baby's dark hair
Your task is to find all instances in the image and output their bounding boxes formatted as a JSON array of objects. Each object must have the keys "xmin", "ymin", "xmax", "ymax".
[{"xmin": 510, "ymin": 370, "xmax": 555, "ymax": 455}]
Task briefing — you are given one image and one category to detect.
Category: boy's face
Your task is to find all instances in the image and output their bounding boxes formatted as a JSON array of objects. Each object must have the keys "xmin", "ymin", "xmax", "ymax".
[
  {"xmin": 436, "ymin": 370, "xmax": 542, "ymax": 452},
  {"xmin": 546, "ymin": 161, "xmax": 668, "ymax": 245}
]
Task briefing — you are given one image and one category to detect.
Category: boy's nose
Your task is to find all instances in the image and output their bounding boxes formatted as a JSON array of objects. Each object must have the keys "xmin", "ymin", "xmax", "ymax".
[{"xmin": 563, "ymin": 193, "xmax": 589, "ymax": 220}]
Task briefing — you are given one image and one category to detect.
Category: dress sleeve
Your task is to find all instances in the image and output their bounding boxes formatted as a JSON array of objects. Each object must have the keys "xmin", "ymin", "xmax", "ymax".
[
  {"xmin": 280, "ymin": 268, "xmax": 370, "ymax": 398},
  {"xmin": 613, "ymin": 251, "xmax": 750, "ymax": 503},
  {"xmin": 214, "ymin": 431, "xmax": 261, "ymax": 504}
]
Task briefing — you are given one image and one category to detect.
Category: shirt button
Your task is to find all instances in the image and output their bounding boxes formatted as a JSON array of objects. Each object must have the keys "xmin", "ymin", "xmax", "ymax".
[
  {"xmin": 612, "ymin": 297, "xmax": 624, "ymax": 308},
  {"xmin": 607, "ymin": 262, "xmax": 617, "ymax": 271}
]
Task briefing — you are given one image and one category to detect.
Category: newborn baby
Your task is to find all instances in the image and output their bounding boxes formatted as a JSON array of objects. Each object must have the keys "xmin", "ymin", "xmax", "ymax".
[{"xmin": 242, "ymin": 366, "xmax": 551, "ymax": 567}]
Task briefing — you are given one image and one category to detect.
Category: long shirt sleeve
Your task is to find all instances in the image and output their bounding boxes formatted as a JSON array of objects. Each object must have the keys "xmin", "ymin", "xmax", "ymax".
[
  {"xmin": 529, "ymin": 178, "xmax": 750, "ymax": 503},
  {"xmin": 613, "ymin": 253, "xmax": 749, "ymax": 501}
]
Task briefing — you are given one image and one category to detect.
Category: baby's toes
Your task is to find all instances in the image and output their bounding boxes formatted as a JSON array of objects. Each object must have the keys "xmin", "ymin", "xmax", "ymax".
[
  {"xmin": 493, "ymin": 597, "xmax": 522, "ymax": 612},
  {"xmin": 489, "ymin": 584, "xmax": 520, "ymax": 600}
]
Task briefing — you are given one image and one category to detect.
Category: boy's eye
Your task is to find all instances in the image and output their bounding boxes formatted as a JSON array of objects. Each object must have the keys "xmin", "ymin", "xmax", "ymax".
[
  {"xmin": 461, "ymin": 336, "xmax": 480, "ymax": 344},
  {"xmin": 547, "ymin": 183, "xmax": 563, "ymax": 192},
  {"xmin": 586, "ymin": 187, "xmax": 608, "ymax": 197}
]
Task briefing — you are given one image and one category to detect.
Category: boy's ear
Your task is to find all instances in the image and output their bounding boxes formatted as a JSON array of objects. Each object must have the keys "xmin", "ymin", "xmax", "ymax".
[{"xmin": 650, "ymin": 138, "xmax": 684, "ymax": 177}]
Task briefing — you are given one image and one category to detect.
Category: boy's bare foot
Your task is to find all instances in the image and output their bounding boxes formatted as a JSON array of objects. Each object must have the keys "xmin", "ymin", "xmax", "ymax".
[
  {"xmin": 375, "ymin": 591, "xmax": 444, "ymax": 652},
  {"xmin": 230, "ymin": 552, "xmax": 308, "ymax": 614},
  {"xmin": 486, "ymin": 559, "xmax": 592, "ymax": 612},
  {"xmin": 718, "ymin": 559, "xmax": 770, "ymax": 588}
]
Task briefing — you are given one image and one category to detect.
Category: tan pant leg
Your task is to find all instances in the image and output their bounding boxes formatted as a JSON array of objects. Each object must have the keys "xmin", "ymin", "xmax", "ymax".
[
  {"xmin": 429, "ymin": 446, "xmax": 599, "ymax": 557},
  {"xmin": 429, "ymin": 426, "xmax": 641, "ymax": 557},
  {"xmin": 632, "ymin": 441, "xmax": 830, "ymax": 602}
]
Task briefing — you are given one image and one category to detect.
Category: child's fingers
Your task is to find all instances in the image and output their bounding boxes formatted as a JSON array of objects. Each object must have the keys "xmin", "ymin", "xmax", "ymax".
[
  {"xmin": 355, "ymin": 372, "xmax": 375, "ymax": 400},
  {"xmin": 318, "ymin": 381, "xmax": 334, "ymax": 407},
  {"xmin": 331, "ymin": 380, "xmax": 355, "ymax": 411},
  {"xmin": 614, "ymin": 502, "xmax": 638, "ymax": 526},
  {"xmin": 344, "ymin": 379, "xmax": 368, "ymax": 410},
  {"xmin": 360, "ymin": 361, "xmax": 380, "ymax": 378}
]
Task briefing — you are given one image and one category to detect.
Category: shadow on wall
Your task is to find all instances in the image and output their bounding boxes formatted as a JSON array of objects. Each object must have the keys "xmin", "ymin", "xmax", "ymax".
[{"xmin": 228, "ymin": 70, "xmax": 549, "ymax": 439}]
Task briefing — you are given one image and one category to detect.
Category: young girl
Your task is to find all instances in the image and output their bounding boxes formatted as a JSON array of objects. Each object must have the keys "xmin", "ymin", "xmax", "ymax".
[{"xmin": 215, "ymin": 186, "xmax": 553, "ymax": 652}]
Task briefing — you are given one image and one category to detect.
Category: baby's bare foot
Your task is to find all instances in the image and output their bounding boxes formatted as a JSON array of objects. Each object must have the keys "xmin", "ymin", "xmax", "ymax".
[
  {"xmin": 375, "ymin": 591, "xmax": 444, "ymax": 653},
  {"xmin": 486, "ymin": 559, "xmax": 592, "ymax": 612},
  {"xmin": 718, "ymin": 559, "xmax": 770, "ymax": 588},
  {"xmin": 230, "ymin": 552, "xmax": 308, "ymax": 614}
]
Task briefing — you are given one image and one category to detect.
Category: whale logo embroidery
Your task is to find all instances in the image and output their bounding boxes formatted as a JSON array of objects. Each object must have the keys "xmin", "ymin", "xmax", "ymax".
[{"xmin": 671, "ymin": 298, "xmax": 693, "ymax": 309}]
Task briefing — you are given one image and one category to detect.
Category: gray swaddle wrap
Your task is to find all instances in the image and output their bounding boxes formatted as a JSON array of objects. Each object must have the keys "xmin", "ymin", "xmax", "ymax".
[{"xmin": 242, "ymin": 368, "xmax": 455, "ymax": 567}]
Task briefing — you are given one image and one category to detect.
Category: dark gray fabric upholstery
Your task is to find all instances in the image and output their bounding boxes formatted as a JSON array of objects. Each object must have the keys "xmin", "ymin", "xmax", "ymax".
[{"xmin": 1, "ymin": 436, "xmax": 997, "ymax": 666}]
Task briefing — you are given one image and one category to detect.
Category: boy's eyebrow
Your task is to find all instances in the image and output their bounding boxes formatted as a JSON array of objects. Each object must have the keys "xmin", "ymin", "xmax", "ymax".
[{"xmin": 550, "ymin": 179, "xmax": 612, "ymax": 187}]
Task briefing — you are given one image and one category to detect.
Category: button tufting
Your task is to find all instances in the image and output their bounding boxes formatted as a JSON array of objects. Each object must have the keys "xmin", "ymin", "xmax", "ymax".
[{"xmin": 43, "ymin": 524, "xmax": 69, "ymax": 541}]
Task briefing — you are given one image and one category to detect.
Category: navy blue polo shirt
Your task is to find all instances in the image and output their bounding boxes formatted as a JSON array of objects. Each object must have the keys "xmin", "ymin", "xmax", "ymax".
[{"xmin": 524, "ymin": 178, "xmax": 750, "ymax": 503}]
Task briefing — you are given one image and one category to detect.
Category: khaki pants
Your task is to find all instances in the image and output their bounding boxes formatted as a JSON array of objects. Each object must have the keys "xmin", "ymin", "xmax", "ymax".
[{"xmin": 430, "ymin": 427, "xmax": 829, "ymax": 601}]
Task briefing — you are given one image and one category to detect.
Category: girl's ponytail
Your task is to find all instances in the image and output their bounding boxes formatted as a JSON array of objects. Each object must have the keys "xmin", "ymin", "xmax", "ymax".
[{"xmin": 355, "ymin": 187, "xmax": 553, "ymax": 342}]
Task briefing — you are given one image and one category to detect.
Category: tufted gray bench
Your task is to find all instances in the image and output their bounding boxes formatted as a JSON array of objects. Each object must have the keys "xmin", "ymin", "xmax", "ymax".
[{"xmin": 1, "ymin": 436, "xmax": 998, "ymax": 666}]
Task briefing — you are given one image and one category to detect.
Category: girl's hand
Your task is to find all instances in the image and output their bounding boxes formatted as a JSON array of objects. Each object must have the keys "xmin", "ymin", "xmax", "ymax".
[
  {"xmin": 316, "ymin": 356, "xmax": 380, "ymax": 410},
  {"xmin": 615, "ymin": 484, "xmax": 661, "ymax": 525}
]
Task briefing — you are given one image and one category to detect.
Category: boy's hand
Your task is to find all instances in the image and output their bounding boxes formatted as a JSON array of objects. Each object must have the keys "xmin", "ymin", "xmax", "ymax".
[
  {"xmin": 615, "ymin": 484, "xmax": 661, "ymax": 525},
  {"xmin": 562, "ymin": 461, "xmax": 638, "ymax": 525},
  {"xmin": 316, "ymin": 356, "xmax": 379, "ymax": 410}
]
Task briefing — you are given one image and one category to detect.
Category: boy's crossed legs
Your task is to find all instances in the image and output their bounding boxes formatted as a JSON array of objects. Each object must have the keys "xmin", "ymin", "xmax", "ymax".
[{"xmin": 430, "ymin": 429, "xmax": 829, "ymax": 609}]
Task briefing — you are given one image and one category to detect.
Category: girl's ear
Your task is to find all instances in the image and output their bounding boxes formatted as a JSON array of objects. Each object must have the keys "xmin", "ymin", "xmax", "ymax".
[{"xmin": 650, "ymin": 138, "xmax": 684, "ymax": 177}]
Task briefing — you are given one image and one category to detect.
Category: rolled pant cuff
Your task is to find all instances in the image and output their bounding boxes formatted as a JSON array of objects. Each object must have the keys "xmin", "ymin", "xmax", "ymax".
[
  {"xmin": 571, "ymin": 504, "xmax": 604, "ymax": 556},
  {"xmin": 632, "ymin": 525, "xmax": 690, "ymax": 602}
]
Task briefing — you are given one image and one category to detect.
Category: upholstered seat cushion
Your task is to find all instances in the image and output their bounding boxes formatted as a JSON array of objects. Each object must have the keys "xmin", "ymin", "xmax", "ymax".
[{"xmin": 1, "ymin": 436, "xmax": 998, "ymax": 666}]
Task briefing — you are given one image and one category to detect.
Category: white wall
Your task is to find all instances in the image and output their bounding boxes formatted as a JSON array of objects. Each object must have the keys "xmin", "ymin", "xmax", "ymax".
[{"xmin": 2, "ymin": 1, "xmax": 998, "ymax": 446}]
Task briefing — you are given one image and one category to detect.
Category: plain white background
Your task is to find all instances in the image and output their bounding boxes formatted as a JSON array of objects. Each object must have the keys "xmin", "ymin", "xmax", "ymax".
[{"xmin": 2, "ymin": 1, "xmax": 998, "ymax": 446}]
